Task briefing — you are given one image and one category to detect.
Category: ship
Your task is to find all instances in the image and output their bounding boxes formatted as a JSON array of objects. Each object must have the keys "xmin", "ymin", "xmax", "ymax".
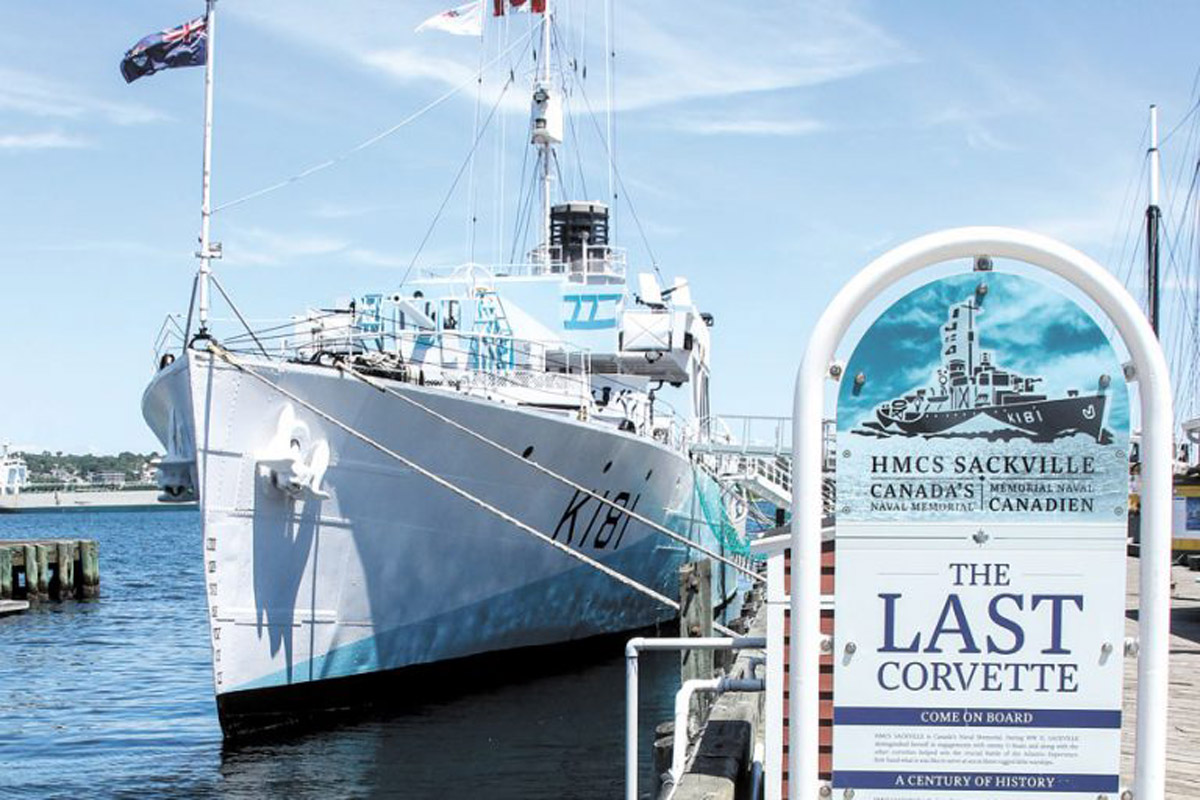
[
  {"xmin": 138, "ymin": 1, "xmax": 750, "ymax": 736},
  {"xmin": 0, "ymin": 445, "xmax": 194, "ymax": 514},
  {"xmin": 873, "ymin": 296, "xmax": 1109, "ymax": 441}
]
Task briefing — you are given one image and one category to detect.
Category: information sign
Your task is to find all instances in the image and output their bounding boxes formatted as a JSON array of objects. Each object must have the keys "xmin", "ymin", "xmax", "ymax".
[{"xmin": 832, "ymin": 271, "xmax": 1130, "ymax": 798}]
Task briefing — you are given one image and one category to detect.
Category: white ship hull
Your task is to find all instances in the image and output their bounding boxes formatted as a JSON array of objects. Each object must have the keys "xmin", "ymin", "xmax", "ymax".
[
  {"xmin": 143, "ymin": 349, "xmax": 734, "ymax": 734},
  {"xmin": 0, "ymin": 487, "xmax": 192, "ymax": 513}
]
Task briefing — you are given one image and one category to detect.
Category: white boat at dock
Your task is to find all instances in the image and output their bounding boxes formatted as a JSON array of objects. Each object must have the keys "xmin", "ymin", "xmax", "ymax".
[
  {"xmin": 0, "ymin": 445, "xmax": 191, "ymax": 514},
  {"xmin": 137, "ymin": 0, "xmax": 759, "ymax": 735}
]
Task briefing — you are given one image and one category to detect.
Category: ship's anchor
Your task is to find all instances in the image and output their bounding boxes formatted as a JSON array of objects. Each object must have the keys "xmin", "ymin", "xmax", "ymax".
[
  {"xmin": 157, "ymin": 407, "xmax": 197, "ymax": 501},
  {"xmin": 1082, "ymin": 404, "xmax": 1097, "ymax": 420},
  {"xmin": 257, "ymin": 404, "xmax": 331, "ymax": 500}
]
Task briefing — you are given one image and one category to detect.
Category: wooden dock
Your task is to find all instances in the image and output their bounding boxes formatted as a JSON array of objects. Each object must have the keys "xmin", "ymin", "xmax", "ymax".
[
  {"xmin": 0, "ymin": 539, "xmax": 99, "ymax": 605},
  {"xmin": 1122, "ymin": 558, "xmax": 1200, "ymax": 799}
]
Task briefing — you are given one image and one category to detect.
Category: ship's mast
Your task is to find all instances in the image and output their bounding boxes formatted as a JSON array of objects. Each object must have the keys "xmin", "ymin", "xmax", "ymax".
[
  {"xmin": 1147, "ymin": 103, "xmax": 1162, "ymax": 337},
  {"xmin": 530, "ymin": 0, "xmax": 561, "ymax": 267},
  {"xmin": 195, "ymin": 0, "xmax": 220, "ymax": 336}
]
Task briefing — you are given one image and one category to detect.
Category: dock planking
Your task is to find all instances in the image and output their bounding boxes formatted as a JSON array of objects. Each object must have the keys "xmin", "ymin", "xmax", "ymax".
[
  {"xmin": 0, "ymin": 539, "xmax": 99, "ymax": 604},
  {"xmin": 1122, "ymin": 558, "xmax": 1200, "ymax": 799}
]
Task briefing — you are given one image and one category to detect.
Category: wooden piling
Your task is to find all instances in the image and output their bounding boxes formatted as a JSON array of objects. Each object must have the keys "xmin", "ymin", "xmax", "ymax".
[
  {"xmin": 22, "ymin": 544, "xmax": 38, "ymax": 602},
  {"xmin": 0, "ymin": 547, "xmax": 11, "ymax": 600},
  {"xmin": 78, "ymin": 539, "xmax": 99, "ymax": 598},
  {"xmin": 55, "ymin": 542, "xmax": 74, "ymax": 600},
  {"xmin": 34, "ymin": 544, "xmax": 49, "ymax": 601},
  {"xmin": 680, "ymin": 559, "xmax": 715, "ymax": 735},
  {"xmin": 0, "ymin": 540, "xmax": 98, "ymax": 604}
]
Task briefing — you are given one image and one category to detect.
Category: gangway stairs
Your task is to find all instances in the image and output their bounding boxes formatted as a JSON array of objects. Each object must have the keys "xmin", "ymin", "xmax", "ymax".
[{"xmin": 691, "ymin": 415, "xmax": 835, "ymax": 517}]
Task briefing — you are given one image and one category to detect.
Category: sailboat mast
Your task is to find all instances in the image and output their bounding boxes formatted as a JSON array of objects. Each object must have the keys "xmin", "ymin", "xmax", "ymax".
[
  {"xmin": 1147, "ymin": 103, "xmax": 1161, "ymax": 337},
  {"xmin": 196, "ymin": 0, "xmax": 218, "ymax": 335}
]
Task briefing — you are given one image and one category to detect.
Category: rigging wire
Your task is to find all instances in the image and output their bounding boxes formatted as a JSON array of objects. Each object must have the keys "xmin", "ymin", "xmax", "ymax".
[
  {"xmin": 1104, "ymin": 116, "xmax": 1150, "ymax": 299},
  {"xmin": 551, "ymin": 20, "xmax": 590, "ymax": 202},
  {"xmin": 206, "ymin": 343, "xmax": 744, "ymax": 631},
  {"xmin": 466, "ymin": 21, "xmax": 489, "ymax": 265},
  {"xmin": 333, "ymin": 357, "xmax": 762, "ymax": 581},
  {"xmin": 575, "ymin": 79, "xmax": 661, "ymax": 276},
  {"xmin": 399, "ymin": 64, "xmax": 524, "ymax": 290},
  {"xmin": 1160, "ymin": 65, "xmax": 1200, "ymax": 147},
  {"xmin": 1157, "ymin": 95, "xmax": 1200, "ymax": 427},
  {"xmin": 212, "ymin": 26, "xmax": 537, "ymax": 215},
  {"xmin": 206, "ymin": 343, "xmax": 748, "ymax": 627},
  {"xmin": 509, "ymin": 146, "xmax": 538, "ymax": 263},
  {"xmin": 494, "ymin": 13, "xmax": 513, "ymax": 270},
  {"xmin": 604, "ymin": 0, "xmax": 615, "ymax": 238}
]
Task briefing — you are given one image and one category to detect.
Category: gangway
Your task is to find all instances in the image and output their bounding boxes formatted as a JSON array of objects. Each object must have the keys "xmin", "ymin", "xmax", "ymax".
[{"xmin": 691, "ymin": 416, "xmax": 836, "ymax": 516}]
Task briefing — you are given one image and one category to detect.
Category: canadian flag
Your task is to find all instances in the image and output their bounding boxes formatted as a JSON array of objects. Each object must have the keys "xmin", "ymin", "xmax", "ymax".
[{"xmin": 493, "ymin": 0, "xmax": 545, "ymax": 15}]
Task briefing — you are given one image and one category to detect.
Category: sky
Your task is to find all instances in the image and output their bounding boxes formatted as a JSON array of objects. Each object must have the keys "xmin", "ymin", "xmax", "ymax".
[{"xmin": 2, "ymin": 0, "xmax": 1200, "ymax": 454}]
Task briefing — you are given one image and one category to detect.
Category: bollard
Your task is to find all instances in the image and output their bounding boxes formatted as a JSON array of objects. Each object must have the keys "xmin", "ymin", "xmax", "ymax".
[{"xmin": 78, "ymin": 540, "xmax": 99, "ymax": 598}]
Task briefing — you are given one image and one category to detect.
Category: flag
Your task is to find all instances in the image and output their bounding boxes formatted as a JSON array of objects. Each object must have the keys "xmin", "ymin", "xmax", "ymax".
[
  {"xmin": 493, "ymin": 0, "xmax": 545, "ymax": 16},
  {"xmin": 416, "ymin": 1, "xmax": 483, "ymax": 36},
  {"xmin": 120, "ymin": 16, "xmax": 208, "ymax": 84}
]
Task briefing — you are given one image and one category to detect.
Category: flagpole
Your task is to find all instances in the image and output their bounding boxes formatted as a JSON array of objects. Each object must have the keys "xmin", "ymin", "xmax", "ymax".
[{"xmin": 196, "ymin": 0, "xmax": 218, "ymax": 336}]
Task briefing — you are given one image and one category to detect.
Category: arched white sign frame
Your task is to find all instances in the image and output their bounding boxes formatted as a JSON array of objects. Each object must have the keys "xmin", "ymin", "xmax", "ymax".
[{"xmin": 789, "ymin": 227, "xmax": 1172, "ymax": 799}]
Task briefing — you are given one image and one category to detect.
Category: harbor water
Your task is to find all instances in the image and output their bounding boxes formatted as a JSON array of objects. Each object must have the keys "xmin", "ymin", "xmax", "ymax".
[{"xmin": 0, "ymin": 511, "xmax": 681, "ymax": 798}]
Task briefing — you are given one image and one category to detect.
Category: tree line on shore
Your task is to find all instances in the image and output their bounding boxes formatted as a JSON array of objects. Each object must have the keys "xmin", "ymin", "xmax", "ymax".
[{"xmin": 19, "ymin": 451, "xmax": 161, "ymax": 483}]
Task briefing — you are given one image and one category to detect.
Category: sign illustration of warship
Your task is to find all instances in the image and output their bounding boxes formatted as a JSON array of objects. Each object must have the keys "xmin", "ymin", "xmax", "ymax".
[{"xmin": 871, "ymin": 296, "xmax": 1109, "ymax": 441}]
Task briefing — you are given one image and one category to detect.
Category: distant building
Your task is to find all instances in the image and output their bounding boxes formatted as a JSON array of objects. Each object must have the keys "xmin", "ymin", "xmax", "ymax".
[
  {"xmin": 90, "ymin": 471, "xmax": 127, "ymax": 487},
  {"xmin": 140, "ymin": 458, "xmax": 161, "ymax": 484},
  {"xmin": 50, "ymin": 467, "xmax": 83, "ymax": 485}
]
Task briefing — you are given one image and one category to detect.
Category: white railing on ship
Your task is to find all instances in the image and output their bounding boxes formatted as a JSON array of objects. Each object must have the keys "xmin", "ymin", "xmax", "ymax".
[
  {"xmin": 151, "ymin": 313, "xmax": 188, "ymax": 368},
  {"xmin": 152, "ymin": 314, "xmax": 699, "ymax": 454},
  {"xmin": 698, "ymin": 415, "xmax": 838, "ymax": 469},
  {"xmin": 700, "ymin": 414, "xmax": 793, "ymax": 456},
  {"xmin": 416, "ymin": 246, "xmax": 628, "ymax": 281}
]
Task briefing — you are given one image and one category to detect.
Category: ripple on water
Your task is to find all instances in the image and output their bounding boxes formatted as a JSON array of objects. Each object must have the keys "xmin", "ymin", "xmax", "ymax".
[{"xmin": 0, "ymin": 510, "xmax": 684, "ymax": 798}]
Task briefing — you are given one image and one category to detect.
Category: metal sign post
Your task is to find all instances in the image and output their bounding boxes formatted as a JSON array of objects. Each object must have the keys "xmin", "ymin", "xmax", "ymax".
[{"xmin": 789, "ymin": 227, "xmax": 1171, "ymax": 799}]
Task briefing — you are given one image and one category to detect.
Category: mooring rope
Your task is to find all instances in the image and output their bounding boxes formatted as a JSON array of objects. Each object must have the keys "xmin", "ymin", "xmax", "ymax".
[
  {"xmin": 206, "ymin": 343, "xmax": 739, "ymax": 636},
  {"xmin": 333, "ymin": 357, "xmax": 763, "ymax": 583}
]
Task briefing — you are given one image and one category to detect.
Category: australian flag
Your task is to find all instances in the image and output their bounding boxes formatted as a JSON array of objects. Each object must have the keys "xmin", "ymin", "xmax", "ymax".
[{"xmin": 120, "ymin": 17, "xmax": 207, "ymax": 84}]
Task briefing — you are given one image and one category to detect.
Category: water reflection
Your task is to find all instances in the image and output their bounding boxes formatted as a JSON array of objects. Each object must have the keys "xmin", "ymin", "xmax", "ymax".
[{"xmin": 0, "ymin": 512, "xmax": 682, "ymax": 800}]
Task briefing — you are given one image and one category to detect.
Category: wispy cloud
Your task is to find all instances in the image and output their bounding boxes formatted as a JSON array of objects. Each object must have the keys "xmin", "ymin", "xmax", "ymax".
[
  {"xmin": 228, "ymin": 1, "xmax": 911, "ymax": 112},
  {"xmin": 670, "ymin": 116, "xmax": 826, "ymax": 137},
  {"xmin": 0, "ymin": 67, "xmax": 165, "ymax": 126},
  {"xmin": 361, "ymin": 49, "xmax": 478, "ymax": 88},
  {"xmin": 346, "ymin": 248, "xmax": 408, "ymax": 268},
  {"xmin": 608, "ymin": 2, "xmax": 911, "ymax": 110},
  {"xmin": 925, "ymin": 107, "xmax": 1018, "ymax": 153},
  {"xmin": 224, "ymin": 227, "xmax": 349, "ymax": 266},
  {"xmin": 918, "ymin": 62, "xmax": 1041, "ymax": 152},
  {"xmin": 14, "ymin": 240, "xmax": 174, "ymax": 258},
  {"xmin": 0, "ymin": 131, "xmax": 91, "ymax": 151},
  {"xmin": 1021, "ymin": 181, "xmax": 1134, "ymax": 255},
  {"xmin": 309, "ymin": 201, "xmax": 404, "ymax": 220}
]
